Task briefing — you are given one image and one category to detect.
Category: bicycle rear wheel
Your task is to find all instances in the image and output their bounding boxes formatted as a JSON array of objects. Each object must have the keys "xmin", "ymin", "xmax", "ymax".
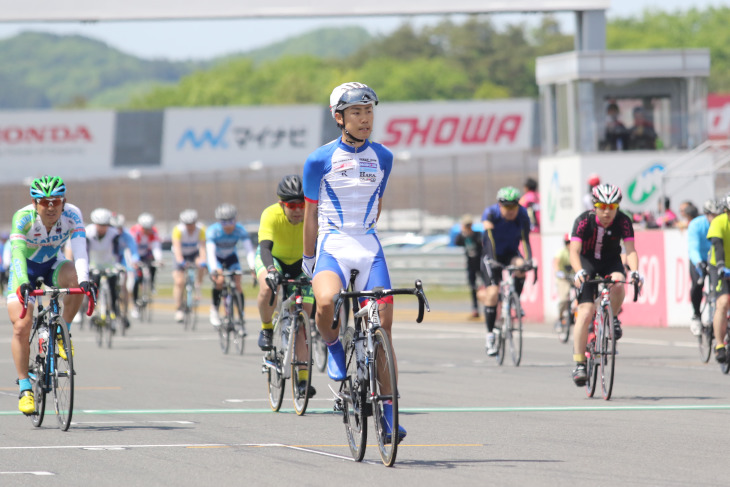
[
  {"xmin": 557, "ymin": 309, "xmax": 571, "ymax": 343},
  {"xmin": 508, "ymin": 294, "xmax": 523, "ymax": 366},
  {"xmin": 52, "ymin": 319, "xmax": 74, "ymax": 431},
  {"xmin": 342, "ymin": 327, "xmax": 367, "ymax": 462},
  {"xmin": 291, "ymin": 311, "xmax": 313, "ymax": 416},
  {"xmin": 28, "ymin": 327, "xmax": 47, "ymax": 427},
  {"xmin": 600, "ymin": 309, "xmax": 616, "ymax": 400},
  {"xmin": 266, "ymin": 310, "xmax": 285, "ymax": 411},
  {"xmin": 372, "ymin": 327, "xmax": 399, "ymax": 467}
]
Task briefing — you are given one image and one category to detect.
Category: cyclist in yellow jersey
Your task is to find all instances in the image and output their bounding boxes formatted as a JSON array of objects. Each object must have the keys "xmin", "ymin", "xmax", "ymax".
[
  {"xmin": 707, "ymin": 194, "xmax": 730, "ymax": 363},
  {"xmin": 171, "ymin": 209, "xmax": 207, "ymax": 323},
  {"xmin": 255, "ymin": 175, "xmax": 315, "ymax": 398}
]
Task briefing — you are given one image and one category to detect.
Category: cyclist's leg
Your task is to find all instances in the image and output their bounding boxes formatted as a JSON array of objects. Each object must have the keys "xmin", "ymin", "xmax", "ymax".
[
  {"xmin": 509, "ymin": 254, "xmax": 527, "ymax": 296},
  {"xmin": 172, "ymin": 265, "xmax": 185, "ymax": 311},
  {"xmin": 108, "ymin": 273, "xmax": 119, "ymax": 317},
  {"xmin": 55, "ymin": 260, "xmax": 82, "ymax": 325}
]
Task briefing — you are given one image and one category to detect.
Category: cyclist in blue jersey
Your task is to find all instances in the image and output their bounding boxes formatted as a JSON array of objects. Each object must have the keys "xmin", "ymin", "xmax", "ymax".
[
  {"xmin": 303, "ymin": 82, "xmax": 404, "ymax": 442},
  {"xmin": 110, "ymin": 213, "xmax": 139, "ymax": 329},
  {"xmin": 687, "ymin": 199, "xmax": 719, "ymax": 335},
  {"xmin": 478, "ymin": 186, "xmax": 533, "ymax": 356},
  {"xmin": 206, "ymin": 203, "xmax": 255, "ymax": 327}
]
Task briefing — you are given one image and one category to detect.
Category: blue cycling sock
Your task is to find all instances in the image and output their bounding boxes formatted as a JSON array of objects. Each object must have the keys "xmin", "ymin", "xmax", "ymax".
[{"xmin": 18, "ymin": 378, "xmax": 32, "ymax": 392}]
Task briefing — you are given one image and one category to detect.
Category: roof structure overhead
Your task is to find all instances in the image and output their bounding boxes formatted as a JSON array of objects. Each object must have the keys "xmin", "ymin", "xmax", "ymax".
[{"xmin": 0, "ymin": 0, "xmax": 610, "ymax": 22}]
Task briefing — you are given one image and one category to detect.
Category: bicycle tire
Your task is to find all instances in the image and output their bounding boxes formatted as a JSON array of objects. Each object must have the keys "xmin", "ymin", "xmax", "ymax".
[
  {"xmin": 104, "ymin": 282, "xmax": 114, "ymax": 349},
  {"xmin": 600, "ymin": 308, "xmax": 616, "ymax": 400},
  {"xmin": 119, "ymin": 285, "xmax": 129, "ymax": 337},
  {"xmin": 557, "ymin": 309, "xmax": 571, "ymax": 343},
  {"xmin": 509, "ymin": 294, "xmax": 523, "ymax": 366},
  {"xmin": 585, "ymin": 333, "xmax": 598, "ymax": 398},
  {"xmin": 342, "ymin": 326, "xmax": 367, "ymax": 462},
  {"xmin": 722, "ymin": 331, "xmax": 730, "ymax": 374},
  {"xmin": 291, "ymin": 311, "xmax": 313, "ymax": 416},
  {"xmin": 267, "ymin": 310, "xmax": 286, "ymax": 411},
  {"xmin": 233, "ymin": 292, "xmax": 246, "ymax": 356},
  {"xmin": 52, "ymin": 318, "xmax": 74, "ymax": 431},
  {"xmin": 495, "ymin": 312, "xmax": 507, "ymax": 366},
  {"xmin": 28, "ymin": 325, "xmax": 47, "ymax": 427},
  {"xmin": 699, "ymin": 324, "xmax": 713, "ymax": 363},
  {"xmin": 372, "ymin": 327, "xmax": 399, "ymax": 467}
]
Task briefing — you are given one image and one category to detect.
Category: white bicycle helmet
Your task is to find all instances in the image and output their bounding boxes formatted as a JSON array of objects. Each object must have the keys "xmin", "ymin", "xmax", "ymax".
[
  {"xmin": 329, "ymin": 82, "xmax": 379, "ymax": 119},
  {"xmin": 110, "ymin": 213, "xmax": 125, "ymax": 228},
  {"xmin": 137, "ymin": 212, "xmax": 155, "ymax": 229},
  {"xmin": 90, "ymin": 207, "xmax": 113, "ymax": 226},
  {"xmin": 179, "ymin": 209, "xmax": 198, "ymax": 225},
  {"xmin": 214, "ymin": 203, "xmax": 237, "ymax": 221},
  {"xmin": 591, "ymin": 184, "xmax": 622, "ymax": 205}
]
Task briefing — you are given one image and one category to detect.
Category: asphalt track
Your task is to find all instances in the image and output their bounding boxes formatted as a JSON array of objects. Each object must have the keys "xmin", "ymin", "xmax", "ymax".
[{"xmin": 0, "ymin": 299, "xmax": 727, "ymax": 486}]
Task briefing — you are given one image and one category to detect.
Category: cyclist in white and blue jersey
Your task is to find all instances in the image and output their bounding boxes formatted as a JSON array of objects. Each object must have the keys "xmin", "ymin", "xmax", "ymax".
[
  {"xmin": 687, "ymin": 199, "xmax": 719, "ymax": 335},
  {"xmin": 110, "ymin": 213, "xmax": 139, "ymax": 329},
  {"xmin": 206, "ymin": 203, "xmax": 255, "ymax": 327},
  {"xmin": 303, "ymin": 82, "xmax": 405, "ymax": 442}
]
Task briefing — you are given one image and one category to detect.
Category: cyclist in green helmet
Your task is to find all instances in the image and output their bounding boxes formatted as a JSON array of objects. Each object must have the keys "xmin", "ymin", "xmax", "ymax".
[
  {"xmin": 8, "ymin": 176, "xmax": 96, "ymax": 415},
  {"xmin": 477, "ymin": 186, "xmax": 534, "ymax": 356}
]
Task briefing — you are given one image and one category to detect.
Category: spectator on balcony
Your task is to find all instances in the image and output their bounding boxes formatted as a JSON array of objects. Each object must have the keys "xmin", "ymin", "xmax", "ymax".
[
  {"xmin": 628, "ymin": 106, "xmax": 658, "ymax": 150},
  {"xmin": 601, "ymin": 102, "xmax": 629, "ymax": 151}
]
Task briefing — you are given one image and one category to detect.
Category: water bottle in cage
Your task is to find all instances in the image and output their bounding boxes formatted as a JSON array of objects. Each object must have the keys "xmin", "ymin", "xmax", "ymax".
[{"xmin": 38, "ymin": 326, "xmax": 49, "ymax": 352}]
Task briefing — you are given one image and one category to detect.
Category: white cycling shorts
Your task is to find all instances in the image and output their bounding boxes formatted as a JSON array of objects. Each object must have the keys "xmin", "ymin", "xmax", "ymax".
[{"xmin": 314, "ymin": 233, "xmax": 391, "ymax": 291}]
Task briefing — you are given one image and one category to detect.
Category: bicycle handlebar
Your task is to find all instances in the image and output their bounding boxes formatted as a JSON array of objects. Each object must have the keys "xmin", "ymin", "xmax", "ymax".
[
  {"xmin": 487, "ymin": 260, "xmax": 538, "ymax": 284},
  {"xmin": 331, "ymin": 279, "xmax": 431, "ymax": 329},
  {"xmin": 19, "ymin": 287, "xmax": 95, "ymax": 320},
  {"xmin": 267, "ymin": 276, "xmax": 311, "ymax": 306},
  {"xmin": 579, "ymin": 276, "xmax": 642, "ymax": 303}
]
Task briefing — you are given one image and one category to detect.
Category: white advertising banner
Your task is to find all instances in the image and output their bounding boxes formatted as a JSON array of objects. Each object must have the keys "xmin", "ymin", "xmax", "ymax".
[
  {"xmin": 0, "ymin": 111, "xmax": 116, "ymax": 182},
  {"xmin": 539, "ymin": 155, "xmax": 583, "ymax": 235},
  {"xmin": 161, "ymin": 106, "xmax": 323, "ymax": 171},
  {"xmin": 371, "ymin": 99, "xmax": 535, "ymax": 157},
  {"xmin": 539, "ymin": 151, "xmax": 714, "ymax": 237}
]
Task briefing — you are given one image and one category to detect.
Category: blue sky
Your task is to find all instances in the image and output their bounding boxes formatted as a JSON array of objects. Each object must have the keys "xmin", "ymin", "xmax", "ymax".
[{"xmin": 0, "ymin": 0, "xmax": 725, "ymax": 60}]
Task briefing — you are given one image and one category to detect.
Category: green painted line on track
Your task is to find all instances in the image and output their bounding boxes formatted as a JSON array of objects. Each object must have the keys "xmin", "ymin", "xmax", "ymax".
[{"xmin": 3, "ymin": 404, "xmax": 730, "ymax": 416}]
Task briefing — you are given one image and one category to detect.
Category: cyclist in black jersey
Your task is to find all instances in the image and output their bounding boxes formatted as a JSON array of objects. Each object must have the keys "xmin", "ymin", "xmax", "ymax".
[{"xmin": 569, "ymin": 184, "xmax": 643, "ymax": 386}]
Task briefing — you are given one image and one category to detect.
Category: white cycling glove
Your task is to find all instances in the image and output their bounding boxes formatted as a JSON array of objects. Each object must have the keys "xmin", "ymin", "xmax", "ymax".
[
  {"xmin": 574, "ymin": 269, "xmax": 587, "ymax": 285},
  {"xmin": 302, "ymin": 254, "xmax": 316, "ymax": 278}
]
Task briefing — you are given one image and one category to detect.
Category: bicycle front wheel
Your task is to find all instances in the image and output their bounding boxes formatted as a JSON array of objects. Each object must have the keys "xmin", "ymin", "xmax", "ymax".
[
  {"xmin": 52, "ymin": 319, "xmax": 74, "ymax": 431},
  {"xmin": 585, "ymin": 327, "xmax": 598, "ymax": 398},
  {"xmin": 291, "ymin": 311, "xmax": 313, "ymax": 416},
  {"xmin": 311, "ymin": 327, "xmax": 327, "ymax": 373},
  {"xmin": 508, "ymin": 294, "xmax": 523, "ymax": 366},
  {"xmin": 342, "ymin": 327, "xmax": 367, "ymax": 462},
  {"xmin": 699, "ymin": 323, "xmax": 713, "ymax": 363},
  {"xmin": 266, "ymin": 310, "xmax": 285, "ymax": 412},
  {"xmin": 28, "ymin": 327, "xmax": 47, "ymax": 427},
  {"xmin": 233, "ymin": 293, "xmax": 246, "ymax": 356},
  {"xmin": 372, "ymin": 327, "xmax": 399, "ymax": 467},
  {"xmin": 558, "ymin": 309, "xmax": 571, "ymax": 343},
  {"xmin": 600, "ymin": 309, "xmax": 616, "ymax": 400},
  {"xmin": 495, "ymin": 317, "xmax": 507, "ymax": 366}
]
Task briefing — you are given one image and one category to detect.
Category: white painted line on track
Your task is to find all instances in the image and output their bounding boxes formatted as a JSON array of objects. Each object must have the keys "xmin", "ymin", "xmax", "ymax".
[{"xmin": 0, "ymin": 471, "xmax": 54, "ymax": 476}]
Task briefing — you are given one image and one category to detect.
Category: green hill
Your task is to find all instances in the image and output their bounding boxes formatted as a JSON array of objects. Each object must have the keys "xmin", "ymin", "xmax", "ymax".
[{"xmin": 0, "ymin": 27, "xmax": 373, "ymax": 109}]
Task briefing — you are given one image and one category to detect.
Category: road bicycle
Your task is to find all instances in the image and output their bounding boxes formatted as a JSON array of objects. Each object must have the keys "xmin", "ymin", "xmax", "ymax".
[
  {"xmin": 90, "ymin": 267, "xmax": 118, "ymax": 348},
  {"xmin": 332, "ymin": 270, "xmax": 430, "ymax": 467},
  {"xmin": 134, "ymin": 261, "xmax": 156, "ymax": 322},
  {"xmin": 262, "ymin": 274, "xmax": 313, "ymax": 415},
  {"xmin": 555, "ymin": 281, "xmax": 578, "ymax": 344},
  {"xmin": 583, "ymin": 276, "xmax": 640, "ymax": 400},
  {"xmin": 487, "ymin": 261, "xmax": 537, "ymax": 367},
  {"xmin": 216, "ymin": 269, "xmax": 246, "ymax": 354},
  {"xmin": 23, "ymin": 277, "xmax": 95, "ymax": 431},
  {"xmin": 182, "ymin": 263, "xmax": 200, "ymax": 331}
]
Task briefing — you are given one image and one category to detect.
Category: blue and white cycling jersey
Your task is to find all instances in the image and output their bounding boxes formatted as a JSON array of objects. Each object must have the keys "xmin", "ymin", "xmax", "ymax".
[
  {"xmin": 206, "ymin": 222, "xmax": 255, "ymax": 271},
  {"xmin": 303, "ymin": 137, "xmax": 393, "ymax": 236},
  {"xmin": 688, "ymin": 214, "xmax": 711, "ymax": 266},
  {"xmin": 115, "ymin": 228, "xmax": 140, "ymax": 269}
]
